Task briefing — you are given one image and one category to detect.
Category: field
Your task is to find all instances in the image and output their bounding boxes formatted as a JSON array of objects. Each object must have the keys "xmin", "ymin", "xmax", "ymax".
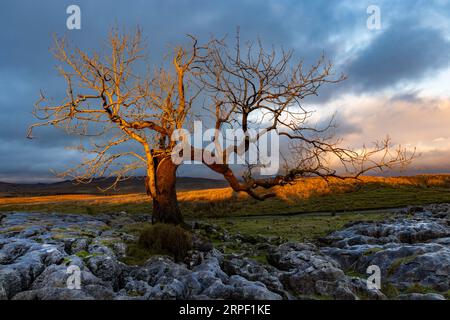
[
  {"xmin": 1, "ymin": 175, "xmax": 450, "ymax": 242},
  {"xmin": 1, "ymin": 175, "xmax": 450, "ymax": 218}
]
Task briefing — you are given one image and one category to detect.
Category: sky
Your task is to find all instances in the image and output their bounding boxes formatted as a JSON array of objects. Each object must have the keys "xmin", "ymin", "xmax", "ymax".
[{"xmin": 0, "ymin": 0, "xmax": 450, "ymax": 182}]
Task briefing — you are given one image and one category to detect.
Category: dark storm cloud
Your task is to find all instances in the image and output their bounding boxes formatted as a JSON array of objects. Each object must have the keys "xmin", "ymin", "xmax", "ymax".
[
  {"xmin": 1, "ymin": 0, "xmax": 450, "ymax": 182},
  {"xmin": 346, "ymin": 22, "xmax": 450, "ymax": 92}
]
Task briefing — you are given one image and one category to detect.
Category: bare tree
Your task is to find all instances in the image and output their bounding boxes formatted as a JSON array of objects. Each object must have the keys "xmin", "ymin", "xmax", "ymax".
[
  {"xmin": 193, "ymin": 35, "xmax": 413, "ymax": 200},
  {"xmin": 28, "ymin": 28, "xmax": 198, "ymax": 224},
  {"xmin": 28, "ymin": 29, "xmax": 413, "ymax": 225}
]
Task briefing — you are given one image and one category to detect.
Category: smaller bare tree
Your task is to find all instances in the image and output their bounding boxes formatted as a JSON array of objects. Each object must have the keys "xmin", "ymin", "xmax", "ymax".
[{"xmin": 192, "ymin": 35, "xmax": 414, "ymax": 200}]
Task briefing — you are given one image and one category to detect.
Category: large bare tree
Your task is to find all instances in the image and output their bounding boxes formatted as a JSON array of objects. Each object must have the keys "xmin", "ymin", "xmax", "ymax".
[{"xmin": 28, "ymin": 29, "xmax": 413, "ymax": 225}]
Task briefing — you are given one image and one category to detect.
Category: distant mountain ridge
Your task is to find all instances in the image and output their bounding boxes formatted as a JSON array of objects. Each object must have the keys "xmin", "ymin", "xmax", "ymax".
[{"xmin": 0, "ymin": 177, "xmax": 228, "ymax": 197}]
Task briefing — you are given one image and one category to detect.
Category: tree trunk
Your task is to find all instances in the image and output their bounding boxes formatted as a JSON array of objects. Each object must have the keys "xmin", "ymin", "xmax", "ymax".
[{"xmin": 147, "ymin": 156, "xmax": 183, "ymax": 225}]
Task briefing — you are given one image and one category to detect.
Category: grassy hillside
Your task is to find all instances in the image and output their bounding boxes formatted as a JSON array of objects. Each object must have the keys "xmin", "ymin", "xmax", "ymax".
[
  {"xmin": 1, "ymin": 175, "xmax": 450, "ymax": 219},
  {"xmin": 0, "ymin": 177, "xmax": 228, "ymax": 197}
]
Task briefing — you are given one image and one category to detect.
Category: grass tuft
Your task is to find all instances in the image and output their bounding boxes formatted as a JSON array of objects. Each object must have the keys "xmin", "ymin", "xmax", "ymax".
[{"xmin": 122, "ymin": 223, "xmax": 193, "ymax": 265}]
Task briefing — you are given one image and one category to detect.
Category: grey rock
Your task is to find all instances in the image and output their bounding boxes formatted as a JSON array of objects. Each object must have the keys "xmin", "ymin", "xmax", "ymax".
[
  {"xmin": 387, "ymin": 248, "xmax": 450, "ymax": 291},
  {"xmin": 86, "ymin": 255, "xmax": 124, "ymax": 290},
  {"xmin": 397, "ymin": 293, "xmax": 446, "ymax": 300},
  {"xmin": 179, "ymin": 272, "xmax": 203, "ymax": 296},
  {"xmin": 0, "ymin": 267, "xmax": 24, "ymax": 299},
  {"xmin": 192, "ymin": 254, "xmax": 228, "ymax": 283},
  {"xmin": 0, "ymin": 240, "xmax": 31, "ymax": 264},
  {"xmin": 123, "ymin": 278, "xmax": 151, "ymax": 296},
  {"xmin": 19, "ymin": 226, "xmax": 48, "ymax": 238},
  {"xmin": 267, "ymin": 242, "xmax": 322, "ymax": 271},
  {"xmin": 318, "ymin": 204, "xmax": 450, "ymax": 295},
  {"xmin": 0, "ymin": 242, "xmax": 65, "ymax": 299},
  {"xmin": 322, "ymin": 218, "xmax": 449, "ymax": 247},
  {"xmin": 1, "ymin": 204, "xmax": 448, "ymax": 300},
  {"xmin": 71, "ymin": 238, "xmax": 90, "ymax": 254},
  {"xmin": 269, "ymin": 242, "xmax": 386, "ymax": 300},
  {"xmin": 31, "ymin": 264, "xmax": 109, "ymax": 290},
  {"xmin": 87, "ymin": 243, "xmax": 115, "ymax": 257},
  {"xmin": 83, "ymin": 284, "xmax": 115, "ymax": 300},
  {"xmin": 145, "ymin": 278, "xmax": 187, "ymax": 300},
  {"xmin": 228, "ymin": 275, "xmax": 282, "ymax": 300},
  {"xmin": 135, "ymin": 256, "xmax": 191, "ymax": 286},
  {"xmin": 223, "ymin": 256, "xmax": 285, "ymax": 294},
  {"xmin": 201, "ymin": 280, "xmax": 233, "ymax": 299},
  {"xmin": 12, "ymin": 288, "xmax": 94, "ymax": 300}
]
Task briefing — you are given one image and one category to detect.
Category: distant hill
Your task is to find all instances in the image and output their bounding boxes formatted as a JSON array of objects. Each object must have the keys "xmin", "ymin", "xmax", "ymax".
[{"xmin": 0, "ymin": 177, "xmax": 228, "ymax": 197}]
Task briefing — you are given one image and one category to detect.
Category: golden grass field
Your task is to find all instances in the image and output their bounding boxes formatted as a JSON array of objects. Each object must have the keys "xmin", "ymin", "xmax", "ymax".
[{"xmin": 1, "ymin": 175, "xmax": 450, "ymax": 219}]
